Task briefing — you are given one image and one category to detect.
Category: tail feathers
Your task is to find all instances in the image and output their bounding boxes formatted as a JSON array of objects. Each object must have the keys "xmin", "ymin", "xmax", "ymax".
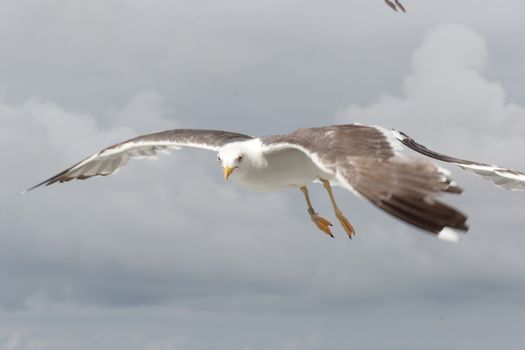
[{"xmin": 375, "ymin": 193, "xmax": 469, "ymax": 234}]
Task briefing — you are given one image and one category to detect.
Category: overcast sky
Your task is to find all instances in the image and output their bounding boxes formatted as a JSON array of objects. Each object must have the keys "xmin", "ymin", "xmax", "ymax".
[{"xmin": 1, "ymin": 1, "xmax": 525, "ymax": 349}]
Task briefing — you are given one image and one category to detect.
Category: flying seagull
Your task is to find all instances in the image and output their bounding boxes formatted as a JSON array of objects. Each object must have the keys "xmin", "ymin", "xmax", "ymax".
[
  {"xmin": 385, "ymin": 0, "xmax": 406, "ymax": 12},
  {"xmin": 26, "ymin": 124, "xmax": 525, "ymax": 242}
]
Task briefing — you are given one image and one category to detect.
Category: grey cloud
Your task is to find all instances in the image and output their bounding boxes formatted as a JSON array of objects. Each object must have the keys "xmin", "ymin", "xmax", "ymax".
[
  {"xmin": 2, "ymin": 1, "xmax": 524, "ymax": 132},
  {"xmin": 1, "ymin": 1, "xmax": 525, "ymax": 349}
]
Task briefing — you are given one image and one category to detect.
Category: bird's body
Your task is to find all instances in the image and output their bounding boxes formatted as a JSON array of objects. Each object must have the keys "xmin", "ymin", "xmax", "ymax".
[
  {"xmin": 222, "ymin": 139, "xmax": 332, "ymax": 192},
  {"xmin": 26, "ymin": 124, "xmax": 525, "ymax": 242}
]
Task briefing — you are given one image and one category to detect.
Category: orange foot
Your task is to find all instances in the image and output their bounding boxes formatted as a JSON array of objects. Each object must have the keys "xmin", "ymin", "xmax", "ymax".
[
  {"xmin": 308, "ymin": 209, "xmax": 334, "ymax": 238},
  {"xmin": 335, "ymin": 209, "xmax": 355, "ymax": 239}
]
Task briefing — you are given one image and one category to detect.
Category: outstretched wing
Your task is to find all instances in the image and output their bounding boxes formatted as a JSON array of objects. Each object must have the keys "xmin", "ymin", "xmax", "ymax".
[
  {"xmin": 385, "ymin": 0, "xmax": 406, "ymax": 12},
  {"xmin": 394, "ymin": 0, "xmax": 406, "ymax": 12},
  {"xmin": 394, "ymin": 130, "xmax": 525, "ymax": 191},
  {"xmin": 261, "ymin": 124, "xmax": 468, "ymax": 236},
  {"xmin": 25, "ymin": 129, "xmax": 252, "ymax": 192},
  {"xmin": 384, "ymin": 0, "xmax": 397, "ymax": 11}
]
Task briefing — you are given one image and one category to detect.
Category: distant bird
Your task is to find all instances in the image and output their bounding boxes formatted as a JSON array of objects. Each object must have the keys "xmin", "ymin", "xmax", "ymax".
[
  {"xmin": 385, "ymin": 0, "xmax": 406, "ymax": 12},
  {"xmin": 26, "ymin": 124, "xmax": 525, "ymax": 242}
]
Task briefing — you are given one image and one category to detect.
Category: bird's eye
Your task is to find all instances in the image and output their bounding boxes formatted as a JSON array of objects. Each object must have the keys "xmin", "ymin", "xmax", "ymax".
[
  {"xmin": 218, "ymin": 156, "xmax": 221, "ymax": 162},
  {"xmin": 237, "ymin": 154, "xmax": 244, "ymax": 161}
]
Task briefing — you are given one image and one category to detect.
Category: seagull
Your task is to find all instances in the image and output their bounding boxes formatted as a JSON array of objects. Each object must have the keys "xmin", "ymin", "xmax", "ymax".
[
  {"xmin": 26, "ymin": 124, "xmax": 525, "ymax": 242},
  {"xmin": 385, "ymin": 0, "xmax": 406, "ymax": 12}
]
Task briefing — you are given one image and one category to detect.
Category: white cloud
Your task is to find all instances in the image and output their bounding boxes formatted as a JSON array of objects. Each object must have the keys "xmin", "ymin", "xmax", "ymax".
[
  {"xmin": 339, "ymin": 24, "xmax": 525, "ymax": 168},
  {"xmin": 0, "ymin": 91, "xmax": 183, "ymax": 309},
  {"xmin": 109, "ymin": 91, "xmax": 178, "ymax": 131},
  {"xmin": 3, "ymin": 331, "xmax": 23, "ymax": 350},
  {"xmin": 0, "ymin": 330, "xmax": 75, "ymax": 350}
]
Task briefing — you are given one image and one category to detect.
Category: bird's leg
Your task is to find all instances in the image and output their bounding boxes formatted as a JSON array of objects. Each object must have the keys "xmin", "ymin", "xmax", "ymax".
[
  {"xmin": 320, "ymin": 178, "xmax": 355, "ymax": 239},
  {"xmin": 300, "ymin": 186, "xmax": 334, "ymax": 238}
]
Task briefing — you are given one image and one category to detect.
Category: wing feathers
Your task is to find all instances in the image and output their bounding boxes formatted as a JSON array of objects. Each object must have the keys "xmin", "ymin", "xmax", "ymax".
[
  {"xmin": 394, "ymin": 130, "xmax": 525, "ymax": 191},
  {"xmin": 341, "ymin": 157, "xmax": 468, "ymax": 234},
  {"xmin": 262, "ymin": 124, "xmax": 468, "ymax": 236},
  {"xmin": 385, "ymin": 0, "xmax": 406, "ymax": 12},
  {"xmin": 26, "ymin": 129, "xmax": 252, "ymax": 192},
  {"xmin": 378, "ymin": 195, "xmax": 468, "ymax": 233},
  {"xmin": 27, "ymin": 123, "xmax": 520, "ymax": 239}
]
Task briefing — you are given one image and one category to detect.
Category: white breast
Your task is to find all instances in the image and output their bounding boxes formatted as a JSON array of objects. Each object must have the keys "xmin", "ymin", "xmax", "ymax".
[{"xmin": 232, "ymin": 148, "xmax": 332, "ymax": 192}]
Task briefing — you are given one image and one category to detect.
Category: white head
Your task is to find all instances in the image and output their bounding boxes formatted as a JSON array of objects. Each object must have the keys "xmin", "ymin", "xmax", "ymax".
[
  {"xmin": 217, "ymin": 140, "xmax": 265, "ymax": 180},
  {"xmin": 217, "ymin": 147, "xmax": 247, "ymax": 180}
]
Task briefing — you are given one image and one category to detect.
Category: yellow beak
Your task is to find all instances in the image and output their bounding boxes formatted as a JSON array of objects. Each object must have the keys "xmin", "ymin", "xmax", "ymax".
[{"xmin": 224, "ymin": 166, "xmax": 234, "ymax": 181}]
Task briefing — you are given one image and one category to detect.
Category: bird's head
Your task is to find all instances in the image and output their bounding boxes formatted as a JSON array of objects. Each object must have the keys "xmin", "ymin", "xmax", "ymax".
[{"xmin": 217, "ymin": 148, "xmax": 245, "ymax": 180}]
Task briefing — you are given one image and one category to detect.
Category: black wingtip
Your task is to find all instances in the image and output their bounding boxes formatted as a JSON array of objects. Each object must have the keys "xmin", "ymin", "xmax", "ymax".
[{"xmin": 20, "ymin": 181, "xmax": 47, "ymax": 195}]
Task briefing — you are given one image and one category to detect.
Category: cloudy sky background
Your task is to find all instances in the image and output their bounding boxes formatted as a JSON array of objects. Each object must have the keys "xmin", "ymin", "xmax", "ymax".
[{"xmin": 1, "ymin": 0, "xmax": 525, "ymax": 349}]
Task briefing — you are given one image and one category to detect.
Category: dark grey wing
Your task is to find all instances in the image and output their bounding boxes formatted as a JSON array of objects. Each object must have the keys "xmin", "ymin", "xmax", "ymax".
[
  {"xmin": 394, "ymin": 130, "xmax": 525, "ymax": 191},
  {"xmin": 261, "ymin": 124, "xmax": 468, "ymax": 236},
  {"xmin": 338, "ymin": 154, "xmax": 468, "ymax": 234},
  {"xmin": 394, "ymin": 0, "xmax": 406, "ymax": 12},
  {"xmin": 25, "ymin": 129, "xmax": 252, "ymax": 192},
  {"xmin": 385, "ymin": 0, "xmax": 405, "ymax": 12},
  {"xmin": 384, "ymin": 0, "xmax": 398, "ymax": 11}
]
